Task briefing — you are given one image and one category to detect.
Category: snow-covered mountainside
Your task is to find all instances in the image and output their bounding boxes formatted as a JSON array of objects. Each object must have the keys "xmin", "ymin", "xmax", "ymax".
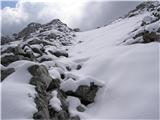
[{"xmin": 1, "ymin": 1, "xmax": 160, "ymax": 120}]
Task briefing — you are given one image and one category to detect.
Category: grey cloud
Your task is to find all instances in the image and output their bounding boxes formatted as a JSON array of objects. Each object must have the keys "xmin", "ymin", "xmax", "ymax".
[
  {"xmin": 78, "ymin": 1, "xmax": 141, "ymax": 31},
  {"xmin": 1, "ymin": 1, "xmax": 141, "ymax": 35}
]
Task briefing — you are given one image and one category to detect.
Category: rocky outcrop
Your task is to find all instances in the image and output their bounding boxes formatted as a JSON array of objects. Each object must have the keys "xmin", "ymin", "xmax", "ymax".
[
  {"xmin": 1, "ymin": 18, "xmax": 101, "ymax": 120},
  {"xmin": 28, "ymin": 64, "xmax": 84, "ymax": 120}
]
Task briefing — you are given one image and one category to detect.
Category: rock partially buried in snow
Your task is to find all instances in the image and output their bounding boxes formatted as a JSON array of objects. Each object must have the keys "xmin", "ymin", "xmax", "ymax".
[
  {"xmin": 1, "ymin": 68, "xmax": 15, "ymax": 81},
  {"xmin": 28, "ymin": 65, "xmax": 53, "ymax": 88},
  {"xmin": 1, "ymin": 55, "xmax": 30, "ymax": 66},
  {"xmin": 61, "ymin": 77, "xmax": 103, "ymax": 105},
  {"xmin": 66, "ymin": 83, "xmax": 99, "ymax": 106},
  {"xmin": 49, "ymin": 50, "xmax": 69, "ymax": 58}
]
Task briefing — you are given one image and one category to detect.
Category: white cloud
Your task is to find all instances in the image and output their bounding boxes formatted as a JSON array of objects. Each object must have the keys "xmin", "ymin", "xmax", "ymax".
[
  {"xmin": 1, "ymin": 0, "xmax": 141, "ymax": 35},
  {"xmin": 1, "ymin": 0, "xmax": 87, "ymax": 35}
]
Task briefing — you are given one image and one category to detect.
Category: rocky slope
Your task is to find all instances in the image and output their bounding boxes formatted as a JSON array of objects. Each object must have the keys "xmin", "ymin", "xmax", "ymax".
[
  {"xmin": 1, "ymin": 18, "xmax": 102, "ymax": 120},
  {"xmin": 1, "ymin": 1, "xmax": 160, "ymax": 120}
]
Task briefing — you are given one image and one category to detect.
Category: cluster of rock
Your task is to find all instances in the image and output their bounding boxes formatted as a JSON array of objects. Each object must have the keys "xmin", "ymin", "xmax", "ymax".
[
  {"xmin": 1, "ymin": 19, "xmax": 99, "ymax": 120},
  {"xmin": 125, "ymin": 1, "xmax": 160, "ymax": 18},
  {"xmin": 123, "ymin": 1, "xmax": 160, "ymax": 45}
]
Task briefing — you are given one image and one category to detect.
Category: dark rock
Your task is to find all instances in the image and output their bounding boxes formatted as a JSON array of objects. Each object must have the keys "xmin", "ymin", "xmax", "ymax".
[
  {"xmin": 57, "ymin": 90, "xmax": 69, "ymax": 111},
  {"xmin": 49, "ymin": 50, "xmax": 68, "ymax": 58},
  {"xmin": 55, "ymin": 110, "xmax": 69, "ymax": 120},
  {"xmin": 13, "ymin": 46, "xmax": 25, "ymax": 55},
  {"xmin": 64, "ymin": 82, "xmax": 99, "ymax": 106},
  {"xmin": 24, "ymin": 51, "xmax": 36, "ymax": 60},
  {"xmin": 1, "ymin": 68, "xmax": 15, "ymax": 81},
  {"xmin": 40, "ymin": 58, "xmax": 52, "ymax": 63},
  {"xmin": 1, "ymin": 46, "xmax": 26, "ymax": 56},
  {"xmin": 32, "ymin": 47, "xmax": 43, "ymax": 56},
  {"xmin": 76, "ymin": 105, "xmax": 85, "ymax": 112},
  {"xmin": 1, "ymin": 55, "xmax": 30, "ymax": 66},
  {"xmin": 46, "ymin": 33, "xmax": 57, "ymax": 40},
  {"xmin": 29, "ymin": 64, "xmax": 52, "ymax": 120},
  {"xmin": 1, "ymin": 47, "xmax": 15, "ymax": 54},
  {"xmin": 1, "ymin": 36, "xmax": 14, "ymax": 45},
  {"xmin": 61, "ymin": 42, "xmax": 70, "ymax": 46},
  {"xmin": 28, "ymin": 65, "xmax": 49, "ymax": 76},
  {"xmin": 71, "ymin": 116, "xmax": 80, "ymax": 120},
  {"xmin": 33, "ymin": 93, "xmax": 50, "ymax": 120},
  {"xmin": 143, "ymin": 30, "xmax": 160, "ymax": 43},
  {"xmin": 76, "ymin": 65, "xmax": 82, "ymax": 70},
  {"xmin": 28, "ymin": 65, "xmax": 52, "ymax": 88},
  {"xmin": 73, "ymin": 28, "xmax": 80, "ymax": 32},
  {"xmin": 46, "ymin": 79, "xmax": 60, "ymax": 91},
  {"xmin": 133, "ymin": 32, "xmax": 143, "ymax": 39},
  {"xmin": 17, "ymin": 22, "xmax": 41, "ymax": 39},
  {"xmin": 66, "ymin": 66, "xmax": 72, "ymax": 71},
  {"xmin": 60, "ymin": 73, "xmax": 65, "ymax": 79}
]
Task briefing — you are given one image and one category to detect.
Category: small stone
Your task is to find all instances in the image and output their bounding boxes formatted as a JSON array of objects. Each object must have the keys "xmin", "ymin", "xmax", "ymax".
[
  {"xmin": 76, "ymin": 105, "xmax": 85, "ymax": 112},
  {"xmin": 76, "ymin": 65, "xmax": 81, "ymax": 70}
]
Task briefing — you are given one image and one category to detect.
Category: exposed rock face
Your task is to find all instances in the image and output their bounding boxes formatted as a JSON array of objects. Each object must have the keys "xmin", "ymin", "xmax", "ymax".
[{"xmin": 1, "ymin": 68, "xmax": 15, "ymax": 81}]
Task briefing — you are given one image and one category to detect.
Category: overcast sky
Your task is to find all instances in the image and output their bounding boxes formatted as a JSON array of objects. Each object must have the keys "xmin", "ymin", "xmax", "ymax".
[{"xmin": 1, "ymin": 0, "xmax": 141, "ymax": 35}]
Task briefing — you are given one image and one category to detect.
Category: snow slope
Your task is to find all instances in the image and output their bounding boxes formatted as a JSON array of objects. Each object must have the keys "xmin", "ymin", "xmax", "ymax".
[
  {"xmin": 67, "ymin": 13, "xmax": 159, "ymax": 119},
  {"xmin": 1, "ymin": 2, "xmax": 159, "ymax": 119}
]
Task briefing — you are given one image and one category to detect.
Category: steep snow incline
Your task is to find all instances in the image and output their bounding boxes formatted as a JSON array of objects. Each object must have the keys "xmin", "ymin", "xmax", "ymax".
[{"xmin": 68, "ymin": 13, "xmax": 159, "ymax": 119}]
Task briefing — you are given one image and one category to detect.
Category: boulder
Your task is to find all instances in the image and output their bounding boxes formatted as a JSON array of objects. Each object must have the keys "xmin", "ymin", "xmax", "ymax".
[
  {"xmin": 71, "ymin": 116, "xmax": 80, "ymax": 120},
  {"xmin": 143, "ymin": 30, "xmax": 160, "ymax": 43},
  {"xmin": 28, "ymin": 65, "xmax": 52, "ymax": 119},
  {"xmin": 76, "ymin": 105, "xmax": 85, "ymax": 112},
  {"xmin": 28, "ymin": 39, "xmax": 52, "ymax": 46},
  {"xmin": 33, "ymin": 93, "xmax": 50, "ymax": 120},
  {"xmin": 49, "ymin": 50, "xmax": 68, "ymax": 58},
  {"xmin": 46, "ymin": 79, "xmax": 60, "ymax": 91},
  {"xmin": 1, "ymin": 36, "xmax": 13, "ymax": 45},
  {"xmin": 64, "ymin": 82, "xmax": 99, "ymax": 106},
  {"xmin": 46, "ymin": 33, "xmax": 57, "ymax": 40},
  {"xmin": 73, "ymin": 28, "xmax": 80, "ymax": 32},
  {"xmin": 31, "ymin": 47, "xmax": 43, "ymax": 56},
  {"xmin": 1, "ymin": 55, "xmax": 30, "ymax": 66},
  {"xmin": 1, "ymin": 68, "xmax": 15, "ymax": 81},
  {"xmin": 1, "ymin": 47, "xmax": 15, "ymax": 54},
  {"xmin": 40, "ymin": 58, "xmax": 52, "ymax": 63},
  {"xmin": 28, "ymin": 65, "xmax": 52, "ymax": 88}
]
